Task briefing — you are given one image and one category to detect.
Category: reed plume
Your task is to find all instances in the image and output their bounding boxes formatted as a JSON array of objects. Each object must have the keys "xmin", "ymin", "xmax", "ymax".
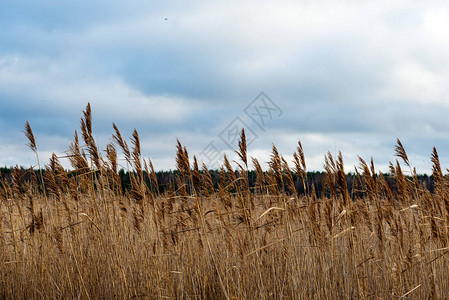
[
  {"xmin": 293, "ymin": 140, "xmax": 307, "ymax": 194},
  {"xmin": 236, "ymin": 128, "xmax": 247, "ymax": 169},
  {"xmin": 394, "ymin": 138, "xmax": 410, "ymax": 168},
  {"xmin": 112, "ymin": 122, "xmax": 131, "ymax": 163},
  {"xmin": 80, "ymin": 103, "xmax": 101, "ymax": 170},
  {"xmin": 23, "ymin": 121, "xmax": 36, "ymax": 153}
]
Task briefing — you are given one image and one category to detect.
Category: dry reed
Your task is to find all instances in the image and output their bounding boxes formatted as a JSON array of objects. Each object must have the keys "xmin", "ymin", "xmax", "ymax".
[{"xmin": 0, "ymin": 106, "xmax": 448, "ymax": 299}]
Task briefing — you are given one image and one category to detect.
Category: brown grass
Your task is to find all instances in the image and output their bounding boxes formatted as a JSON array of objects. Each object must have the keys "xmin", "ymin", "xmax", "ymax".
[{"xmin": 1, "ymin": 103, "xmax": 449, "ymax": 299}]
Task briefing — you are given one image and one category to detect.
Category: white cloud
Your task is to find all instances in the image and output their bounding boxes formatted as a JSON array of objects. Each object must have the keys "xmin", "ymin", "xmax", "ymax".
[
  {"xmin": 422, "ymin": 9, "xmax": 449, "ymax": 48},
  {"xmin": 0, "ymin": 54, "xmax": 203, "ymax": 123},
  {"xmin": 385, "ymin": 62, "xmax": 449, "ymax": 104}
]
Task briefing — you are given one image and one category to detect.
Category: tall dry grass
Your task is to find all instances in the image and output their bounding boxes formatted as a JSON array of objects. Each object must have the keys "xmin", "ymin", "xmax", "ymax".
[{"xmin": 1, "ymin": 104, "xmax": 448, "ymax": 299}]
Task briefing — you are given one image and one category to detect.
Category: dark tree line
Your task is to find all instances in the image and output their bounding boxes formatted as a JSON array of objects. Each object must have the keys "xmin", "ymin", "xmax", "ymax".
[{"xmin": 1, "ymin": 166, "xmax": 434, "ymax": 198}]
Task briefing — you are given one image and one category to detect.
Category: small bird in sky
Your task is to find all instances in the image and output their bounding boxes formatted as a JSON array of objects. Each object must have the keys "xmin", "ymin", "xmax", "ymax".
[{"xmin": 164, "ymin": 18, "xmax": 168, "ymax": 20}]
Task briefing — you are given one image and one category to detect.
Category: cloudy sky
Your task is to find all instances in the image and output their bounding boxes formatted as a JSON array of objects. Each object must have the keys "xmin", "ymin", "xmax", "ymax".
[{"xmin": 1, "ymin": 0, "xmax": 449, "ymax": 173}]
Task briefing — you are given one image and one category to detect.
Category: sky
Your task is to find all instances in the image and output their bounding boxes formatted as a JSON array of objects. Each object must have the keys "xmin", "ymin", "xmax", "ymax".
[{"xmin": 1, "ymin": 0, "xmax": 449, "ymax": 174}]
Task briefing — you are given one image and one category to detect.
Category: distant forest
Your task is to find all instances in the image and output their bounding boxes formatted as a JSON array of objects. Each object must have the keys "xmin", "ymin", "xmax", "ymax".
[{"xmin": 0, "ymin": 166, "xmax": 435, "ymax": 197}]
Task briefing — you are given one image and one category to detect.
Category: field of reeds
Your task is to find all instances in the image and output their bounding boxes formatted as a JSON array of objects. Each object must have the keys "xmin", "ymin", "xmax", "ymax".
[{"xmin": 1, "ymin": 103, "xmax": 448, "ymax": 299}]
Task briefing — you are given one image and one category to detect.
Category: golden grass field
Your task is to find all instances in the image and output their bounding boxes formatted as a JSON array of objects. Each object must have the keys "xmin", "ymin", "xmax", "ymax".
[{"xmin": 1, "ymin": 104, "xmax": 448, "ymax": 299}]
